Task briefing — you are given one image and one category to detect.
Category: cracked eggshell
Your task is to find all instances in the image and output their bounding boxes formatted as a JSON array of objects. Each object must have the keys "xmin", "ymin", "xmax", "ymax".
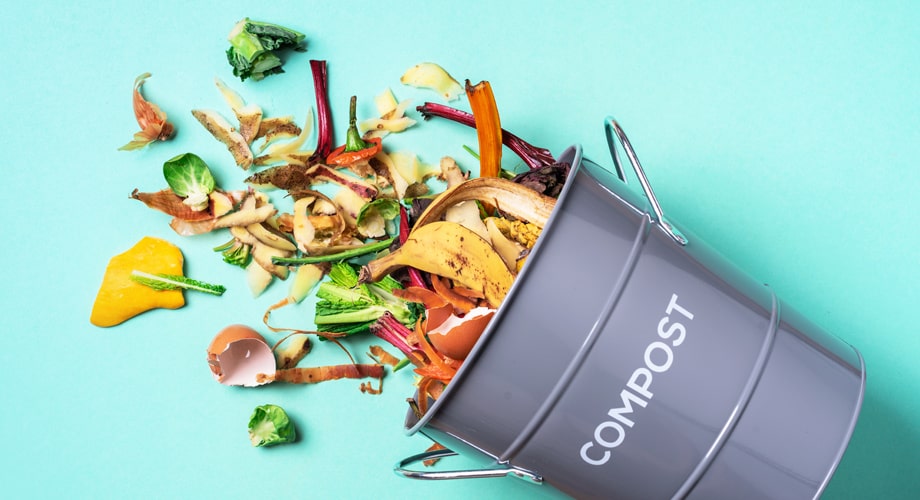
[
  {"xmin": 207, "ymin": 324, "xmax": 276, "ymax": 387},
  {"xmin": 427, "ymin": 307, "xmax": 496, "ymax": 361}
]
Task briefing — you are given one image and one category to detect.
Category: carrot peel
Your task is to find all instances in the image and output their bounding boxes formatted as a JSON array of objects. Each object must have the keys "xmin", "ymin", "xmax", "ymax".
[{"xmin": 466, "ymin": 80, "xmax": 502, "ymax": 178}]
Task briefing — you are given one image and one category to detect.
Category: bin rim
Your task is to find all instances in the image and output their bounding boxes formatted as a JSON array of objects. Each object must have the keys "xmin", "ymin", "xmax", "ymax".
[{"xmin": 404, "ymin": 143, "xmax": 585, "ymax": 437}]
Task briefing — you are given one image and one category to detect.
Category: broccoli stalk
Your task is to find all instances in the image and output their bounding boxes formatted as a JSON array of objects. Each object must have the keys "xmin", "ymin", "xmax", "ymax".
[
  {"xmin": 313, "ymin": 262, "xmax": 420, "ymax": 336},
  {"xmin": 226, "ymin": 18, "xmax": 306, "ymax": 81}
]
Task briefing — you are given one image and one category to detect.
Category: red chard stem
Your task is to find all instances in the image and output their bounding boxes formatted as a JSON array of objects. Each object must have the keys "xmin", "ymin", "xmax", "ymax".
[
  {"xmin": 370, "ymin": 312, "xmax": 415, "ymax": 358},
  {"xmin": 398, "ymin": 205, "xmax": 429, "ymax": 289},
  {"xmin": 417, "ymin": 102, "xmax": 556, "ymax": 170},
  {"xmin": 310, "ymin": 60, "xmax": 333, "ymax": 162}
]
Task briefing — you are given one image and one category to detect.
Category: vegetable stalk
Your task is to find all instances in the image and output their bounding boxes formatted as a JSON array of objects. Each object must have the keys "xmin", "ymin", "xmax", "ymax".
[
  {"xmin": 369, "ymin": 311, "xmax": 417, "ymax": 360},
  {"xmin": 130, "ymin": 270, "xmax": 226, "ymax": 296},
  {"xmin": 326, "ymin": 96, "xmax": 382, "ymax": 166},
  {"xmin": 398, "ymin": 205, "xmax": 427, "ymax": 289},
  {"xmin": 272, "ymin": 237, "xmax": 394, "ymax": 265},
  {"xmin": 416, "ymin": 102, "xmax": 556, "ymax": 170},
  {"xmin": 312, "ymin": 262, "xmax": 420, "ymax": 336},
  {"xmin": 309, "ymin": 60, "xmax": 333, "ymax": 163}
]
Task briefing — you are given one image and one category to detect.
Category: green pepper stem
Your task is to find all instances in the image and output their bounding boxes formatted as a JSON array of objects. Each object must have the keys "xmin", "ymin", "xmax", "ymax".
[
  {"xmin": 344, "ymin": 95, "xmax": 372, "ymax": 153},
  {"xmin": 272, "ymin": 237, "xmax": 395, "ymax": 266}
]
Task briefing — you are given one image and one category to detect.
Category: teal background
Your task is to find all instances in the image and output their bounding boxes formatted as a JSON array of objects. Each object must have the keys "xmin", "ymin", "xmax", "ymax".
[{"xmin": 2, "ymin": 1, "xmax": 917, "ymax": 498}]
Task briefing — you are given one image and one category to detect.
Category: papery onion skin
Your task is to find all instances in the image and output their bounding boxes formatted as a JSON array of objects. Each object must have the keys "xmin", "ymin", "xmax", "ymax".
[{"xmin": 119, "ymin": 72, "xmax": 175, "ymax": 151}]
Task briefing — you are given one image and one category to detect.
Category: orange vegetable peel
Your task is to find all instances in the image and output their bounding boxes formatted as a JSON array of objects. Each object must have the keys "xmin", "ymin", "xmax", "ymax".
[
  {"xmin": 466, "ymin": 80, "xmax": 502, "ymax": 178},
  {"xmin": 90, "ymin": 236, "xmax": 185, "ymax": 327}
]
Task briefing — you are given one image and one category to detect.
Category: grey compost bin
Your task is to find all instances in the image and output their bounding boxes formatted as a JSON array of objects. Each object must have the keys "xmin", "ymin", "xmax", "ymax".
[{"xmin": 395, "ymin": 118, "xmax": 865, "ymax": 500}]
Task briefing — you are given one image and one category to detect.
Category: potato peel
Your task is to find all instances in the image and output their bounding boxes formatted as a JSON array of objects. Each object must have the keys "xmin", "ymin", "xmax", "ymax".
[{"xmin": 257, "ymin": 364, "xmax": 385, "ymax": 384}]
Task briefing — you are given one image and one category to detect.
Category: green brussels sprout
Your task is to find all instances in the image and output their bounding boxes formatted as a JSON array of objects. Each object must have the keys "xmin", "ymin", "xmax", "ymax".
[{"xmin": 248, "ymin": 404, "xmax": 296, "ymax": 447}]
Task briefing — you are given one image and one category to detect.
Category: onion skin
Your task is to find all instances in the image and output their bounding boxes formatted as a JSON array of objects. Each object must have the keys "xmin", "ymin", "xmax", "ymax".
[{"xmin": 119, "ymin": 72, "xmax": 175, "ymax": 151}]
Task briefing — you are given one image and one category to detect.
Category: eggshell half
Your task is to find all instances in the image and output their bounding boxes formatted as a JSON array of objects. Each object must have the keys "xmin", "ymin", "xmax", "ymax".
[
  {"xmin": 427, "ymin": 307, "xmax": 495, "ymax": 360},
  {"xmin": 207, "ymin": 324, "xmax": 276, "ymax": 386}
]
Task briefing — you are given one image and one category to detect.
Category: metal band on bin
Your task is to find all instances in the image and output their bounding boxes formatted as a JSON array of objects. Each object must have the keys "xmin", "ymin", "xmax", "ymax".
[
  {"xmin": 674, "ymin": 291, "xmax": 781, "ymax": 498},
  {"xmin": 498, "ymin": 215, "xmax": 652, "ymax": 464}
]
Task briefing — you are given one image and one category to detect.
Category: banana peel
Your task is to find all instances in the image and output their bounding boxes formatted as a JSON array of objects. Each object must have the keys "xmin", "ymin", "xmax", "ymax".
[
  {"xmin": 361, "ymin": 221, "xmax": 513, "ymax": 308},
  {"xmin": 414, "ymin": 176, "xmax": 556, "ymax": 229}
]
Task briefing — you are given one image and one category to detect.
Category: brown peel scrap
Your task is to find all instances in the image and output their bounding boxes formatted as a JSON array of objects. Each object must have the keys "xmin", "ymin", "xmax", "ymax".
[
  {"xmin": 254, "ymin": 116, "xmax": 302, "ymax": 149},
  {"xmin": 214, "ymin": 77, "xmax": 263, "ymax": 144},
  {"xmin": 191, "ymin": 109, "xmax": 254, "ymax": 169},
  {"xmin": 273, "ymin": 334, "xmax": 312, "ymax": 370},
  {"xmin": 119, "ymin": 73, "xmax": 175, "ymax": 151},
  {"xmin": 414, "ymin": 176, "xmax": 556, "ymax": 229},
  {"xmin": 423, "ymin": 443, "xmax": 448, "ymax": 467},
  {"xmin": 257, "ymin": 363, "xmax": 385, "ymax": 384},
  {"xmin": 130, "ymin": 188, "xmax": 216, "ymax": 221},
  {"xmin": 252, "ymin": 110, "xmax": 314, "ymax": 167},
  {"xmin": 368, "ymin": 345, "xmax": 401, "ymax": 367},
  {"xmin": 361, "ymin": 88, "xmax": 417, "ymax": 140}
]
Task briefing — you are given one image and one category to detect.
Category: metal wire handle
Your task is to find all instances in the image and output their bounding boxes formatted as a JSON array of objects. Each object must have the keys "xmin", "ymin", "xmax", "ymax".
[
  {"xmin": 604, "ymin": 116, "xmax": 688, "ymax": 246},
  {"xmin": 394, "ymin": 448, "xmax": 542, "ymax": 484}
]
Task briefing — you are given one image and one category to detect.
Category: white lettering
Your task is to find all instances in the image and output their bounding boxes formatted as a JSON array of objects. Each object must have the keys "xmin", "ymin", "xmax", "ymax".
[
  {"xmin": 666, "ymin": 293, "xmax": 694, "ymax": 320},
  {"xmin": 594, "ymin": 420, "xmax": 627, "ymax": 448},
  {"xmin": 580, "ymin": 441, "xmax": 610, "ymax": 466},
  {"xmin": 658, "ymin": 316, "xmax": 686, "ymax": 346},
  {"xmin": 626, "ymin": 367, "xmax": 654, "ymax": 399},
  {"xmin": 607, "ymin": 388, "xmax": 649, "ymax": 427},
  {"xmin": 580, "ymin": 293, "xmax": 695, "ymax": 466},
  {"xmin": 644, "ymin": 341, "xmax": 674, "ymax": 372}
]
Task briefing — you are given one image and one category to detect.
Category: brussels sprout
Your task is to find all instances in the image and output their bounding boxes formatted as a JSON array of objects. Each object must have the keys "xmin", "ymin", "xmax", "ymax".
[
  {"xmin": 356, "ymin": 198, "xmax": 400, "ymax": 238},
  {"xmin": 247, "ymin": 404, "xmax": 296, "ymax": 447},
  {"xmin": 163, "ymin": 153, "xmax": 216, "ymax": 211}
]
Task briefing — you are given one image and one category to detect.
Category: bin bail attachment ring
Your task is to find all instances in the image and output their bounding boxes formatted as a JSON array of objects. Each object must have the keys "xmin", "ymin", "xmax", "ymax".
[{"xmin": 605, "ymin": 116, "xmax": 688, "ymax": 246}]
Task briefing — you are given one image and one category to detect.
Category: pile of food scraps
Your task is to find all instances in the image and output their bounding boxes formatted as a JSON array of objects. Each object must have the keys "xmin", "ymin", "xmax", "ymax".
[{"xmin": 91, "ymin": 18, "xmax": 572, "ymax": 449}]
